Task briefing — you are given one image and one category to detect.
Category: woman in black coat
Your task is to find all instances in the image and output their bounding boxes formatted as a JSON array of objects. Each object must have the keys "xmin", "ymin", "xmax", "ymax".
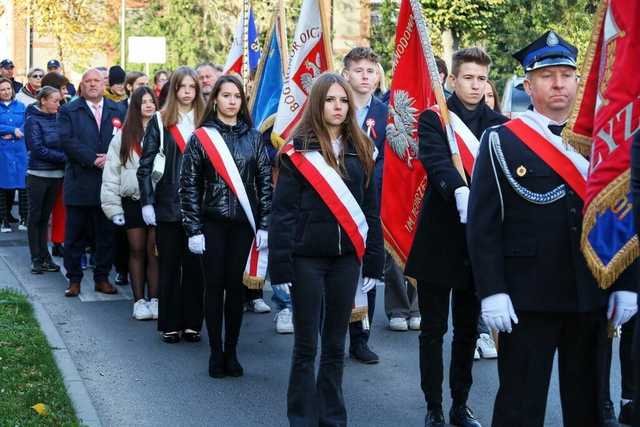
[
  {"xmin": 25, "ymin": 86, "xmax": 65, "ymax": 274},
  {"xmin": 269, "ymin": 73, "xmax": 384, "ymax": 426},
  {"xmin": 179, "ymin": 75, "xmax": 272, "ymax": 378}
]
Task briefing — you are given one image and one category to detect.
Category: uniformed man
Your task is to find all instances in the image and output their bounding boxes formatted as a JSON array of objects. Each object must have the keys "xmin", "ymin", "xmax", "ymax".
[
  {"xmin": 405, "ymin": 47, "xmax": 507, "ymax": 427},
  {"xmin": 467, "ymin": 32, "xmax": 638, "ymax": 427}
]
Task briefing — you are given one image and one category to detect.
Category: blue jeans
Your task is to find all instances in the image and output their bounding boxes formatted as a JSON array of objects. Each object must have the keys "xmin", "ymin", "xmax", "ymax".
[{"xmin": 271, "ymin": 284, "xmax": 292, "ymax": 311}]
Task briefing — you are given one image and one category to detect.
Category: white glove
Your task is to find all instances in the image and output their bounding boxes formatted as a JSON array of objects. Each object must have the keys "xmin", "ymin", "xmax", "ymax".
[
  {"xmin": 141, "ymin": 204, "xmax": 156, "ymax": 226},
  {"xmin": 272, "ymin": 283, "xmax": 292, "ymax": 295},
  {"xmin": 188, "ymin": 234, "xmax": 205, "ymax": 255},
  {"xmin": 454, "ymin": 186, "xmax": 470, "ymax": 224},
  {"xmin": 481, "ymin": 293, "xmax": 519, "ymax": 333},
  {"xmin": 607, "ymin": 291, "xmax": 638, "ymax": 328},
  {"xmin": 112, "ymin": 214, "xmax": 125, "ymax": 226},
  {"xmin": 256, "ymin": 229, "xmax": 268, "ymax": 250},
  {"xmin": 362, "ymin": 277, "xmax": 377, "ymax": 293}
]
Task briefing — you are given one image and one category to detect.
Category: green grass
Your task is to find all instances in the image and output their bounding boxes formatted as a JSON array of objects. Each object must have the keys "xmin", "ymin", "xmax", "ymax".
[{"xmin": 0, "ymin": 289, "xmax": 81, "ymax": 426}]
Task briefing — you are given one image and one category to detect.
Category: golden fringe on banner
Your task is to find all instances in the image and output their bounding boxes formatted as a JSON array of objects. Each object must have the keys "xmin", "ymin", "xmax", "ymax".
[
  {"xmin": 243, "ymin": 273, "xmax": 265, "ymax": 290},
  {"xmin": 350, "ymin": 306, "xmax": 368, "ymax": 322},
  {"xmin": 563, "ymin": 0, "xmax": 608, "ymax": 155},
  {"xmin": 581, "ymin": 170, "xmax": 640, "ymax": 289}
]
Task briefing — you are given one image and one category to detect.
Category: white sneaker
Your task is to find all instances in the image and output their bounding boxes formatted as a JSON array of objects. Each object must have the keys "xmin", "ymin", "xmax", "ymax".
[
  {"xmin": 477, "ymin": 333, "xmax": 498, "ymax": 359},
  {"xmin": 275, "ymin": 308, "xmax": 294, "ymax": 334},
  {"xmin": 148, "ymin": 298, "xmax": 159, "ymax": 320},
  {"xmin": 474, "ymin": 348, "xmax": 481, "ymax": 360},
  {"xmin": 133, "ymin": 299, "xmax": 153, "ymax": 320},
  {"xmin": 247, "ymin": 298, "xmax": 271, "ymax": 313},
  {"xmin": 0, "ymin": 223, "xmax": 10, "ymax": 233},
  {"xmin": 408, "ymin": 316, "xmax": 421, "ymax": 330},
  {"xmin": 389, "ymin": 317, "xmax": 408, "ymax": 331}
]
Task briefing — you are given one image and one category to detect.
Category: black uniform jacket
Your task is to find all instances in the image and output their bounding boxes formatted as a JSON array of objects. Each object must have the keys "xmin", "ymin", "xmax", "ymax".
[
  {"xmin": 178, "ymin": 117, "xmax": 272, "ymax": 237},
  {"xmin": 404, "ymin": 94, "xmax": 507, "ymax": 289},
  {"xmin": 268, "ymin": 136, "xmax": 384, "ymax": 285},
  {"xmin": 138, "ymin": 116, "xmax": 186, "ymax": 222},
  {"xmin": 467, "ymin": 122, "xmax": 636, "ymax": 313}
]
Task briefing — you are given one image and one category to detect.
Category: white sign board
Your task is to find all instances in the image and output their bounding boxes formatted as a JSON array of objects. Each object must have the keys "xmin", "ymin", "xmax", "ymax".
[{"xmin": 128, "ymin": 37, "xmax": 166, "ymax": 64}]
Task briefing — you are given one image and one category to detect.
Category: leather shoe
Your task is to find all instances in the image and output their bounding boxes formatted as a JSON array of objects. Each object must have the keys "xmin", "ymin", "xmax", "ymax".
[
  {"xmin": 94, "ymin": 280, "xmax": 117, "ymax": 294},
  {"xmin": 450, "ymin": 404, "xmax": 482, "ymax": 427},
  {"xmin": 65, "ymin": 282, "xmax": 80, "ymax": 297},
  {"xmin": 223, "ymin": 351, "xmax": 244, "ymax": 377},
  {"xmin": 619, "ymin": 401, "xmax": 633, "ymax": 425},
  {"xmin": 425, "ymin": 408, "xmax": 445, "ymax": 427},
  {"xmin": 350, "ymin": 344, "xmax": 380, "ymax": 364},
  {"xmin": 599, "ymin": 400, "xmax": 618, "ymax": 427}
]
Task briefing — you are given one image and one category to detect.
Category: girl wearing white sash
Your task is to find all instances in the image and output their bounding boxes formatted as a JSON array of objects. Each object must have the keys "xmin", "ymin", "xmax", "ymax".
[
  {"xmin": 179, "ymin": 75, "xmax": 272, "ymax": 378},
  {"xmin": 269, "ymin": 73, "xmax": 384, "ymax": 426},
  {"xmin": 138, "ymin": 67, "xmax": 205, "ymax": 344}
]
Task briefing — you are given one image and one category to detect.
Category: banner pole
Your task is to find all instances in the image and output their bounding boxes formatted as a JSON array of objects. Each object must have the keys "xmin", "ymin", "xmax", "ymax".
[{"xmin": 318, "ymin": 0, "xmax": 334, "ymax": 71}]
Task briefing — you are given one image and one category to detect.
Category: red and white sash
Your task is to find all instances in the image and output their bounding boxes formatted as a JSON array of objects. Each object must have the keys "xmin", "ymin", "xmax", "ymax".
[
  {"xmin": 168, "ymin": 124, "xmax": 191, "ymax": 153},
  {"xmin": 194, "ymin": 127, "xmax": 268, "ymax": 288},
  {"xmin": 283, "ymin": 142, "xmax": 370, "ymax": 322},
  {"xmin": 431, "ymin": 106, "xmax": 479, "ymax": 176},
  {"xmin": 283, "ymin": 142, "xmax": 369, "ymax": 261},
  {"xmin": 505, "ymin": 110, "xmax": 588, "ymax": 200}
]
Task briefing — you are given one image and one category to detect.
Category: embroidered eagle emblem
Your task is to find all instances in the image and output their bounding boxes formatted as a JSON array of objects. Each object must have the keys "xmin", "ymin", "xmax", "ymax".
[
  {"xmin": 386, "ymin": 90, "xmax": 418, "ymax": 166},
  {"xmin": 300, "ymin": 53, "xmax": 322, "ymax": 94}
]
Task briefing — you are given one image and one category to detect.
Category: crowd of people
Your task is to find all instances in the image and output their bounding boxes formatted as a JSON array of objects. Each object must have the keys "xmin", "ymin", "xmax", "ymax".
[{"xmin": 1, "ymin": 27, "xmax": 638, "ymax": 427}]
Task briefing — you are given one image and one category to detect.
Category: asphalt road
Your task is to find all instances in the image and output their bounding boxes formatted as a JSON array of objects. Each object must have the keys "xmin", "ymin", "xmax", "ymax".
[{"xmin": 0, "ymin": 231, "xmax": 625, "ymax": 427}]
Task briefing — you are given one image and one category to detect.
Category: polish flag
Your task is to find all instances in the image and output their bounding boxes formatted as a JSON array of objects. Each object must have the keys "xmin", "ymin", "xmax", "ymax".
[{"xmin": 223, "ymin": 8, "xmax": 260, "ymax": 75}]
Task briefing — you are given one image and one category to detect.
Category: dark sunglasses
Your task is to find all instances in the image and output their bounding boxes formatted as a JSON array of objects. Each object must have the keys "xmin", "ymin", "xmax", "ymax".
[{"xmin": 31, "ymin": 74, "xmax": 44, "ymax": 78}]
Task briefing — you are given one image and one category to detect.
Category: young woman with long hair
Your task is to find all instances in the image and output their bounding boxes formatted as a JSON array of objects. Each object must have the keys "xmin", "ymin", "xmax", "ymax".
[
  {"xmin": 102, "ymin": 86, "xmax": 160, "ymax": 320},
  {"xmin": 269, "ymin": 73, "xmax": 384, "ymax": 425},
  {"xmin": 179, "ymin": 74, "xmax": 272, "ymax": 378},
  {"xmin": 138, "ymin": 66, "xmax": 205, "ymax": 342}
]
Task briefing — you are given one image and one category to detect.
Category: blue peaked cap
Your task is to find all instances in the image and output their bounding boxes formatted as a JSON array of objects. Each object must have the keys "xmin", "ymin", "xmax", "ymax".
[{"xmin": 513, "ymin": 31, "xmax": 578, "ymax": 72}]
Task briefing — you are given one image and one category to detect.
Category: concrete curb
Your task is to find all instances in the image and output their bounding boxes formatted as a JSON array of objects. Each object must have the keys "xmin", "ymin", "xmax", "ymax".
[{"xmin": 2, "ymin": 260, "xmax": 102, "ymax": 426}]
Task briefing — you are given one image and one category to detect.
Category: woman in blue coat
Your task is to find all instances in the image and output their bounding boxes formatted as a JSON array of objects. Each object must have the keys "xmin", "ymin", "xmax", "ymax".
[{"xmin": 0, "ymin": 77, "xmax": 28, "ymax": 232}]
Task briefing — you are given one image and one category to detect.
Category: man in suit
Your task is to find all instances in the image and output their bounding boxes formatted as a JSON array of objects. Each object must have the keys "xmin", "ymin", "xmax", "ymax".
[
  {"xmin": 467, "ymin": 32, "xmax": 638, "ymax": 426},
  {"xmin": 342, "ymin": 47, "xmax": 389, "ymax": 364},
  {"xmin": 58, "ymin": 68, "xmax": 126, "ymax": 297},
  {"xmin": 405, "ymin": 47, "xmax": 507, "ymax": 427}
]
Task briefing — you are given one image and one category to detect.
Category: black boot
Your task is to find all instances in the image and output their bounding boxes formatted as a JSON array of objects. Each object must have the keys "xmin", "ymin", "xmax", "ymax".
[
  {"xmin": 208, "ymin": 352, "xmax": 225, "ymax": 378},
  {"xmin": 425, "ymin": 408, "xmax": 445, "ymax": 427},
  {"xmin": 52, "ymin": 244, "xmax": 64, "ymax": 257},
  {"xmin": 223, "ymin": 350, "xmax": 244, "ymax": 377},
  {"xmin": 619, "ymin": 401, "xmax": 633, "ymax": 425},
  {"xmin": 449, "ymin": 404, "xmax": 482, "ymax": 427}
]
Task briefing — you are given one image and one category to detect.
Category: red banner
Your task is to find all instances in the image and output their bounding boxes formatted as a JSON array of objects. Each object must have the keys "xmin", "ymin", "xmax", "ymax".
[
  {"xmin": 564, "ymin": 0, "xmax": 640, "ymax": 288},
  {"xmin": 380, "ymin": 0, "xmax": 439, "ymax": 266}
]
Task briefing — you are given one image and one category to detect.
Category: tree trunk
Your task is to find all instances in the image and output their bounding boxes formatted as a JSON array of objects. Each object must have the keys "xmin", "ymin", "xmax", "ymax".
[{"xmin": 441, "ymin": 28, "xmax": 459, "ymax": 72}]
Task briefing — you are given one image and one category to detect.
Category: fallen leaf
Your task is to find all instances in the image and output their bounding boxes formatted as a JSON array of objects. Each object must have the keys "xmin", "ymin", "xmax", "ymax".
[{"xmin": 31, "ymin": 403, "xmax": 48, "ymax": 416}]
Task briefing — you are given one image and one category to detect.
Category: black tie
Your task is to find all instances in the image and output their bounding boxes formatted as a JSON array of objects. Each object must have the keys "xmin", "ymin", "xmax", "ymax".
[{"xmin": 548, "ymin": 124, "xmax": 565, "ymax": 136}]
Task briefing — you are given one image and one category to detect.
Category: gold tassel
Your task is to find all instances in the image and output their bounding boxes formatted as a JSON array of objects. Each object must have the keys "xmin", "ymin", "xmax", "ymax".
[
  {"xmin": 350, "ymin": 306, "xmax": 368, "ymax": 323},
  {"xmin": 242, "ymin": 273, "xmax": 265, "ymax": 290}
]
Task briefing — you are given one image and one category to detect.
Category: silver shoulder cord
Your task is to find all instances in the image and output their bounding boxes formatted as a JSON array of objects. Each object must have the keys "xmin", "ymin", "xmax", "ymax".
[{"xmin": 488, "ymin": 131, "xmax": 566, "ymax": 218}]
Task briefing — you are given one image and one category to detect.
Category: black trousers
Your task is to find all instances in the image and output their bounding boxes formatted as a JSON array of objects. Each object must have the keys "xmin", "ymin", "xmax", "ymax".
[
  {"xmin": 27, "ymin": 175, "xmax": 61, "ymax": 263},
  {"xmin": 0, "ymin": 188, "xmax": 27, "ymax": 221},
  {"xmin": 598, "ymin": 315, "xmax": 636, "ymax": 405},
  {"xmin": 492, "ymin": 311, "xmax": 603, "ymax": 427},
  {"xmin": 156, "ymin": 221, "xmax": 204, "ymax": 333},
  {"xmin": 64, "ymin": 205, "xmax": 113, "ymax": 283},
  {"xmin": 202, "ymin": 220, "xmax": 253, "ymax": 352},
  {"xmin": 417, "ymin": 281, "xmax": 479, "ymax": 411},
  {"xmin": 113, "ymin": 225, "xmax": 129, "ymax": 274},
  {"xmin": 348, "ymin": 285, "xmax": 375, "ymax": 352},
  {"xmin": 288, "ymin": 255, "xmax": 360, "ymax": 427}
]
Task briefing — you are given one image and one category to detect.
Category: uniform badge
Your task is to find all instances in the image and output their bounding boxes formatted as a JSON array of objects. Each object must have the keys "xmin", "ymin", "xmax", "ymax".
[
  {"xmin": 546, "ymin": 32, "xmax": 559, "ymax": 47},
  {"xmin": 516, "ymin": 165, "xmax": 527, "ymax": 177}
]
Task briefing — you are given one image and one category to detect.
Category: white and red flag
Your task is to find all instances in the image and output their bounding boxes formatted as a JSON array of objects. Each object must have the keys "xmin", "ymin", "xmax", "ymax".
[
  {"xmin": 271, "ymin": 0, "xmax": 332, "ymax": 147},
  {"xmin": 223, "ymin": 7, "xmax": 260, "ymax": 76}
]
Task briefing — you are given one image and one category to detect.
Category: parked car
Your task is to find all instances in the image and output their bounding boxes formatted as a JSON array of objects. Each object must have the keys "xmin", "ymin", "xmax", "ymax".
[{"xmin": 501, "ymin": 76, "xmax": 531, "ymax": 119}]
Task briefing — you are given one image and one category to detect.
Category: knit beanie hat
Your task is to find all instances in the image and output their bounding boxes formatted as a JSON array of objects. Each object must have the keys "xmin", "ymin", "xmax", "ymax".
[{"xmin": 108, "ymin": 65, "xmax": 126, "ymax": 86}]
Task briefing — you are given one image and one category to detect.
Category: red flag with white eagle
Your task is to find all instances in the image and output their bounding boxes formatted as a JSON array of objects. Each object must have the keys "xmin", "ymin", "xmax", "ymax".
[
  {"xmin": 271, "ymin": 0, "xmax": 333, "ymax": 148},
  {"xmin": 381, "ymin": 0, "xmax": 459, "ymax": 268},
  {"xmin": 563, "ymin": 0, "xmax": 640, "ymax": 288}
]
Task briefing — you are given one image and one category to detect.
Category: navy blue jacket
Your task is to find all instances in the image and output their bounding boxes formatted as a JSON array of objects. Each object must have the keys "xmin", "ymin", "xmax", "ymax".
[
  {"xmin": 362, "ymin": 96, "xmax": 388, "ymax": 200},
  {"xmin": 58, "ymin": 97, "xmax": 125, "ymax": 206},
  {"xmin": 26, "ymin": 107, "xmax": 65, "ymax": 171}
]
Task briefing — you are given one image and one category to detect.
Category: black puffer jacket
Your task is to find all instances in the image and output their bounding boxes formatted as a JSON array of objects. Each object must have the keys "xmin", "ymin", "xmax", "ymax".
[
  {"xmin": 179, "ymin": 117, "xmax": 272, "ymax": 237},
  {"xmin": 268, "ymin": 136, "xmax": 384, "ymax": 285},
  {"xmin": 138, "ymin": 116, "xmax": 185, "ymax": 222}
]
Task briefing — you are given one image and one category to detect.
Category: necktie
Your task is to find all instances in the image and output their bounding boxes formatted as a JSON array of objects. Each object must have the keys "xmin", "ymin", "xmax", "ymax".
[
  {"xmin": 93, "ymin": 104, "xmax": 102, "ymax": 130},
  {"xmin": 548, "ymin": 124, "xmax": 565, "ymax": 136}
]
